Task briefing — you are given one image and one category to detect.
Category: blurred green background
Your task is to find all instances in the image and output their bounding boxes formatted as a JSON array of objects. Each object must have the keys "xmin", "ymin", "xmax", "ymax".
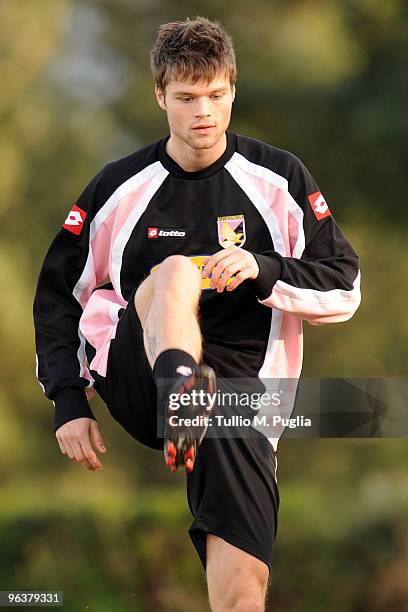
[{"xmin": 1, "ymin": 0, "xmax": 407, "ymax": 610}]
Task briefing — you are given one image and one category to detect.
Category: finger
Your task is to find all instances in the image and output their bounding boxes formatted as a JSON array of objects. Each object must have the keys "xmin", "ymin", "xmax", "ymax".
[
  {"xmin": 56, "ymin": 437, "xmax": 68, "ymax": 456},
  {"xmin": 79, "ymin": 437, "xmax": 103, "ymax": 470},
  {"xmin": 226, "ymin": 270, "xmax": 250, "ymax": 292},
  {"xmin": 63, "ymin": 438, "xmax": 94, "ymax": 470},
  {"xmin": 209, "ymin": 253, "xmax": 242, "ymax": 286},
  {"xmin": 69, "ymin": 439, "xmax": 84, "ymax": 461},
  {"xmin": 78, "ymin": 446, "xmax": 99, "ymax": 471},
  {"xmin": 79, "ymin": 456, "xmax": 96, "ymax": 471},
  {"xmin": 70, "ymin": 438, "xmax": 96, "ymax": 470},
  {"xmin": 214, "ymin": 261, "xmax": 243, "ymax": 292},
  {"xmin": 89, "ymin": 420, "xmax": 107, "ymax": 454},
  {"xmin": 209, "ymin": 251, "xmax": 244, "ymax": 287},
  {"xmin": 70, "ymin": 438, "xmax": 97, "ymax": 471},
  {"xmin": 202, "ymin": 248, "xmax": 234, "ymax": 278},
  {"xmin": 63, "ymin": 439, "xmax": 76, "ymax": 461}
]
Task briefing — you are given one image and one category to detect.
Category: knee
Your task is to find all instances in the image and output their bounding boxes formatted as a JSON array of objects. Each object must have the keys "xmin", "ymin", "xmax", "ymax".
[
  {"xmin": 215, "ymin": 590, "xmax": 265, "ymax": 611},
  {"xmin": 211, "ymin": 575, "xmax": 267, "ymax": 611},
  {"xmin": 232, "ymin": 599, "xmax": 264, "ymax": 612},
  {"xmin": 158, "ymin": 255, "xmax": 201, "ymax": 293}
]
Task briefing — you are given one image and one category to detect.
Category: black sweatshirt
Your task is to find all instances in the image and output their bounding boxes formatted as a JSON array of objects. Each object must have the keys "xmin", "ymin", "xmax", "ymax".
[{"xmin": 33, "ymin": 131, "xmax": 361, "ymax": 432}]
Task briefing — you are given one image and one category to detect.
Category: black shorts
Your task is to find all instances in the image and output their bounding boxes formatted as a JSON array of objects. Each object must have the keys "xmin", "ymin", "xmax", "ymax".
[{"xmin": 86, "ymin": 288, "xmax": 280, "ymax": 572}]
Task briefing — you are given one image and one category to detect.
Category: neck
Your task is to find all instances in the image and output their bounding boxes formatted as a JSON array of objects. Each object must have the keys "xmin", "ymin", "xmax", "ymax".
[{"xmin": 165, "ymin": 132, "xmax": 227, "ymax": 172}]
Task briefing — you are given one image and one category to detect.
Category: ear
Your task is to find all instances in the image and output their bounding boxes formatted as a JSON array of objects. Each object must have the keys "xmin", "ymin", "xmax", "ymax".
[
  {"xmin": 231, "ymin": 84, "xmax": 236, "ymax": 103},
  {"xmin": 155, "ymin": 86, "xmax": 167, "ymax": 110}
]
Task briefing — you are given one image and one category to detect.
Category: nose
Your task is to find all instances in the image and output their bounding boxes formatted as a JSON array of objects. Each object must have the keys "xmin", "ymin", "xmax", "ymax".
[{"xmin": 194, "ymin": 97, "xmax": 212, "ymax": 118}]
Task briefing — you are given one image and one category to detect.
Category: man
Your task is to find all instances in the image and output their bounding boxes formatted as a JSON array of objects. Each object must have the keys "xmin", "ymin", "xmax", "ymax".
[{"xmin": 33, "ymin": 16, "xmax": 361, "ymax": 610}]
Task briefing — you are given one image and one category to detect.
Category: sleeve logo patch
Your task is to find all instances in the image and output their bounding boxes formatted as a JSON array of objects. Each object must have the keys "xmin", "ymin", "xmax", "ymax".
[
  {"xmin": 63, "ymin": 204, "xmax": 87, "ymax": 235},
  {"xmin": 308, "ymin": 191, "xmax": 331, "ymax": 220}
]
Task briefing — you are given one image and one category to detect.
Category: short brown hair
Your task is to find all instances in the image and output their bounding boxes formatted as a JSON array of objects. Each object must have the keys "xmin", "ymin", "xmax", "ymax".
[{"xmin": 150, "ymin": 16, "xmax": 237, "ymax": 91}]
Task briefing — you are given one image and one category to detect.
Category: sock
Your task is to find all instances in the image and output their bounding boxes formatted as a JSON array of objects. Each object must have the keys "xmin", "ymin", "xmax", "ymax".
[{"xmin": 152, "ymin": 348, "xmax": 199, "ymax": 386}]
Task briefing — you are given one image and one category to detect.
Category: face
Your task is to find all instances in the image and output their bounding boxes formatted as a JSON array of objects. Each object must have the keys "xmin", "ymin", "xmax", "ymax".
[{"xmin": 155, "ymin": 73, "xmax": 236, "ymax": 151}]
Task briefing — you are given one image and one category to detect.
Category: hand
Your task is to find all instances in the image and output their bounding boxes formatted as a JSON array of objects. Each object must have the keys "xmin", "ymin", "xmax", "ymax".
[
  {"xmin": 202, "ymin": 246, "xmax": 259, "ymax": 292},
  {"xmin": 55, "ymin": 418, "xmax": 107, "ymax": 471}
]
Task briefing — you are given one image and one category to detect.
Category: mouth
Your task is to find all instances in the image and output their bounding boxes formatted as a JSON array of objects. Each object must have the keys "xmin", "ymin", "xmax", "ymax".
[{"xmin": 192, "ymin": 125, "xmax": 216, "ymax": 132}]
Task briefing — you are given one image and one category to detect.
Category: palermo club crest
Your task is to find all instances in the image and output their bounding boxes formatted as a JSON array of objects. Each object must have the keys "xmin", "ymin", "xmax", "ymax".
[{"xmin": 217, "ymin": 214, "xmax": 246, "ymax": 248}]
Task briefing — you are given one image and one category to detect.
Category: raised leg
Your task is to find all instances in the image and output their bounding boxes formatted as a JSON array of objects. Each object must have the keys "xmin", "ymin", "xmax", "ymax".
[{"xmin": 134, "ymin": 255, "xmax": 214, "ymax": 471}]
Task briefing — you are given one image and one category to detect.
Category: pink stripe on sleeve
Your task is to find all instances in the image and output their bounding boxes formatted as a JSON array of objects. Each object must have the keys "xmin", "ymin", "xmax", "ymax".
[
  {"xmin": 261, "ymin": 279, "xmax": 361, "ymax": 321},
  {"xmin": 245, "ymin": 174, "xmax": 292, "ymax": 255}
]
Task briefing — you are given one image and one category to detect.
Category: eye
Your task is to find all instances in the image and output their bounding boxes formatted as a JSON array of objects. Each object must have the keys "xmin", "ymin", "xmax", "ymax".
[
  {"xmin": 181, "ymin": 97, "xmax": 193, "ymax": 102},
  {"xmin": 211, "ymin": 94, "xmax": 223, "ymax": 100}
]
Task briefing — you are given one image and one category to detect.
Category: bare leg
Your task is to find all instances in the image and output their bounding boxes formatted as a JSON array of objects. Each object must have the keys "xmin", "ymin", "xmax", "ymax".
[
  {"xmin": 206, "ymin": 534, "xmax": 269, "ymax": 611},
  {"xmin": 134, "ymin": 255, "xmax": 203, "ymax": 368}
]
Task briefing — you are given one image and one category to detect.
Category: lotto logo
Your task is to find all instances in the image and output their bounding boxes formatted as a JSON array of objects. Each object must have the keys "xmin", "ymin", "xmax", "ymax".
[
  {"xmin": 147, "ymin": 227, "xmax": 186, "ymax": 238},
  {"xmin": 148, "ymin": 227, "xmax": 159, "ymax": 238},
  {"xmin": 308, "ymin": 191, "xmax": 331, "ymax": 220},
  {"xmin": 63, "ymin": 204, "xmax": 87, "ymax": 235}
]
